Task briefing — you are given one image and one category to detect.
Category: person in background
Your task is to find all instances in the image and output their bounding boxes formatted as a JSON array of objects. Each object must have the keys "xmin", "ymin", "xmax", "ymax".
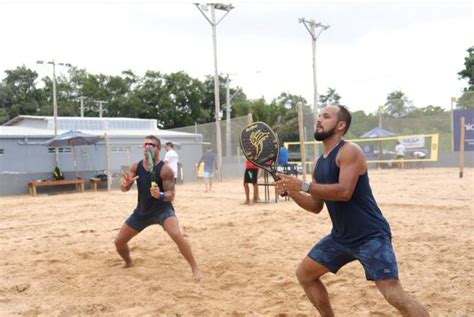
[
  {"xmin": 395, "ymin": 141, "xmax": 406, "ymax": 170},
  {"xmin": 412, "ymin": 150, "xmax": 427, "ymax": 169},
  {"xmin": 197, "ymin": 145, "xmax": 218, "ymax": 192},
  {"xmin": 164, "ymin": 142, "xmax": 179, "ymax": 183},
  {"xmin": 243, "ymin": 159, "xmax": 260, "ymax": 204},
  {"xmin": 278, "ymin": 145, "xmax": 289, "ymax": 174}
]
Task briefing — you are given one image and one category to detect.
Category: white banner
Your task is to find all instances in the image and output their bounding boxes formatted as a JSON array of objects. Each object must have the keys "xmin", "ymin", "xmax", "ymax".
[{"xmin": 399, "ymin": 135, "xmax": 425, "ymax": 148}]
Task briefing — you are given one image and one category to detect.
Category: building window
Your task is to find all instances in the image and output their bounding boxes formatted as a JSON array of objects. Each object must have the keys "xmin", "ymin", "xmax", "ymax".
[
  {"xmin": 0, "ymin": 149, "xmax": 4, "ymax": 155},
  {"xmin": 48, "ymin": 147, "xmax": 72, "ymax": 154},
  {"xmin": 112, "ymin": 146, "xmax": 131, "ymax": 153}
]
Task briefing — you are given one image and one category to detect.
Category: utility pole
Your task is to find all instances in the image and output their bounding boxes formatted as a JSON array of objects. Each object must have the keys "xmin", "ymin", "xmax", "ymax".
[
  {"xmin": 78, "ymin": 96, "xmax": 87, "ymax": 117},
  {"xmin": 195, "ymin": 3, "xmax": 234, "ymax": 181},
  {"xmin": 95, "ymin": 100, "xmax": 108, "ymax": 118}
]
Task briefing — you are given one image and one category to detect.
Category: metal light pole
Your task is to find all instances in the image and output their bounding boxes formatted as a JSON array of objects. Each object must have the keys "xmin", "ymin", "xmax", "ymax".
[
  {"xmin": 451, "ymin": 96, "xmax": 457, "ymax": 151},
  {"xmin": 299, "ymin": 18, "xmax": 329, "ymax": 126},
  {"xmin": 37, "ymin": 59, "xmax": 71, "ymax": 166},
  {"xmin": 300, "ymin": 18, "xmax": 329, "ymax": 164},
  {"xmin": 225, "ymin": 74, "xmax": 241, "ymax": 158},
  {"xmin": 195, "ymin": 3, "xmax": 234, "ymax": 181}
]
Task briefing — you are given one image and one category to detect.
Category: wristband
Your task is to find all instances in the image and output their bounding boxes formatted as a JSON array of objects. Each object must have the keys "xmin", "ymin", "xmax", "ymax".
[{"xmin": 159, "ymin": 192, "xmax": 165, "ymax": 201}]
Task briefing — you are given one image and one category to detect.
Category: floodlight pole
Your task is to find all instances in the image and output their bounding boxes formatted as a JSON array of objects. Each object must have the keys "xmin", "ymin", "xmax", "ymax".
[
  {"xmin": 299, "ymin": 18, "xmax": 329, "ymax": 126},
  {"xmin": 300, "ymin": 18, "xmax": 329, "ymax": 164},
  {"xmin": 195, "ymin": 3, "xmax": 234, "ymax": 181},
  {"xmin": 450, "ymin": 97, "xmax": 457, "ymax": 152},
  {"xmin": 225, "ymin": 74, "xmax": 241, "ymax": 158},
  {"xmin": 37, "ymin": 59, "xmax": 72, "ymax": 167}
]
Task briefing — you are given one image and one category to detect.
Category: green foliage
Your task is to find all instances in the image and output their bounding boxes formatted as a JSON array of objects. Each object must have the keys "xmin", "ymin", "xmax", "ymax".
[
  {"xmin": 456, "ymin": 91, "xmax": 474, "ymax": 110},
  {"xmin": 458, "ymin": 46, "xmax": 474, "ymax": 91},
  {"xmin": 383, "ymin": 90, "xmax": 414, "ymax": 118},
  {"xmin": 319, "ymin": 88, "xmax": 341, "ymax": 107}
]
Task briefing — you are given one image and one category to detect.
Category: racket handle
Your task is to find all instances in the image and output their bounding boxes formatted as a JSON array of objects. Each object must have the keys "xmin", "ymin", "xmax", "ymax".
[{"xmin": 271, "ymin": 173, "xmax": 287, "ymax": 197}]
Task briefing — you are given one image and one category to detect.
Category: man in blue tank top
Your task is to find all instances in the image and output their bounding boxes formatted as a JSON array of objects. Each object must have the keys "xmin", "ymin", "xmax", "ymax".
[
  {"xmin": 115, "ymin": 135, "xmax": 202, "ymax": 279},
  {"xmin": 276, "ymin": 105, "xmax": 428, "ymax": 316}
]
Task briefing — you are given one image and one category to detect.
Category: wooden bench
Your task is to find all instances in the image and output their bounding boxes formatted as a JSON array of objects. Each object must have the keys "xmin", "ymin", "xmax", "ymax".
[
  {"xmin": 90, "ymin": 177, "xmax": 107, "ymax": 191},
  {"xmin": 28, "ymin": 179, "xmax": 85, "ymax": 196}
]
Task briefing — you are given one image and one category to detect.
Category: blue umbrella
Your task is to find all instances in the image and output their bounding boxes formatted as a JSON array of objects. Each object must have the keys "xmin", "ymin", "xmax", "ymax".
[
  {"xmin": 46, "ymin": 130, "xmax": 103, "ymax": 176},
  {"xmin": 360, "ymin": 127, "xmax": 395, "ymax": 138}
]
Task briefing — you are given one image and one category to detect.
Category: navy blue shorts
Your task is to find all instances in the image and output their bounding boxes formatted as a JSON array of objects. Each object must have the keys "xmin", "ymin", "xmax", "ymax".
[
  {"xmin": 308, "ymin": 235, "xmax": 399, "ymax": 281},
  {"xmin": 125, "ymin": 208, "xmax": 176, "ymax": 232}
]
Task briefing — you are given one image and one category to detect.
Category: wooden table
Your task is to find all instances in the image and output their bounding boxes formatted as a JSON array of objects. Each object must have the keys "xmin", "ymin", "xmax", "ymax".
[
  {"xmin": 90, "ymin": 177, "xmax": 107, "ymax": 191},
  {"xmin": 28, "ymin": 179, "xmax": 85, "ymax": 196}
]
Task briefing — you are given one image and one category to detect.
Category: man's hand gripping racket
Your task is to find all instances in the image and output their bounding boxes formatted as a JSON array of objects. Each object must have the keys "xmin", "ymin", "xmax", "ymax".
[{"xmin": 239, "ymin": 121, "xmax": 288, "ymax": 197}]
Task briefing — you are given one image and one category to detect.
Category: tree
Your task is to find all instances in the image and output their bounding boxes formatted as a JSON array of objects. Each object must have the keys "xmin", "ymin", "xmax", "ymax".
[
  {"xmin": 319, "ymin": 88, "xmax": 341, "ymax": 107},
  {"xmin": 458, "ymin": 46, "xmax": 474, "ymax": 91},
  {"xmin": 383, "ymin": 90, "xmax": 414, "ymax": 118},
  {"xmin": 0, "ymin": 66, "xmax": 43, "ymax": 123},
  {"xmin": 456, "ymin": 91, "xmax": 474, "ymax": 110}
]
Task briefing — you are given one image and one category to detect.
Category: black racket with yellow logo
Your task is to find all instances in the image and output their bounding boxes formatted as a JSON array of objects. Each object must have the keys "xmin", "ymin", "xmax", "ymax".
[{"xmin": 240, "ymin": 122, "xmax": 286, "ymax": 198}]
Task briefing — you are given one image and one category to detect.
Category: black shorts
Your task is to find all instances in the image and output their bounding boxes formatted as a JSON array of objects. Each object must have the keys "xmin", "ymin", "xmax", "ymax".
[{"xmin": 244, "ymin": 168, "xmax": 258, "ymax": 184}]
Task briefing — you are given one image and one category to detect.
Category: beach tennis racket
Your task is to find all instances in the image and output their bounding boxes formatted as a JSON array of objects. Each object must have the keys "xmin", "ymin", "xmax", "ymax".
[
  {"xmin": 240, "ymin": 121, "xmax": 287, "ymax": 196},
  {"xmin": 148, "ymin": 148, "xmax": 157, "ymax": 187}
]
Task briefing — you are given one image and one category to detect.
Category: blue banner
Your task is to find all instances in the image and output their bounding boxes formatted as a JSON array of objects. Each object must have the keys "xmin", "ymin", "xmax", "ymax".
[{"xmin": 453, "ymin": 109, "xmax": 474, "ymax": 152}]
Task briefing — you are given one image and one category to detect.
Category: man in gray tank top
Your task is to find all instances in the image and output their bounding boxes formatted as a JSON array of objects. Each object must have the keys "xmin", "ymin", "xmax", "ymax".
[{"xmin": 276, "ymin": 105, "xmax": 428, "ymax": 316}]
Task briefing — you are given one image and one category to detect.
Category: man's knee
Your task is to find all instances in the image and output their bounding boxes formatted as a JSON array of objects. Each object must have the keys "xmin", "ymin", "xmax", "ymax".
[
  {"xmin": 166, "ymin": 226, "xmax": 183, "ymax": 241},
  {"xmin": 377, "ymin": 280, "xmax": 407, "ymax": 307},
  {"xmin": 296, "ymin": 262, "xmax": 316, "ymax": 285},
  {"xmin": 114, "ymin": 236, "xmax": 126, "ymax": 250}
]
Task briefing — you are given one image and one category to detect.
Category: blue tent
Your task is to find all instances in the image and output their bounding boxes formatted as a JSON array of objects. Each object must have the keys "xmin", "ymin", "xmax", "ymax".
[
  {"xmin": 46, "ymin": 130, "xmax": 103, "ymax": 175},
  {"xmin": 360, "ymin": 127, "xmax": 395, "ymax": 138},
  {"xmin": 46, "ymin": 130, "xmax": 103, "ymax": 147}
]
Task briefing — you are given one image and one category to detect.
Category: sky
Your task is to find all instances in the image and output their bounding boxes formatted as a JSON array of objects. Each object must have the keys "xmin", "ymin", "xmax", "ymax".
[{"xmin": 0, "ymin": 0, "xmax": 472, "ymax": 115}]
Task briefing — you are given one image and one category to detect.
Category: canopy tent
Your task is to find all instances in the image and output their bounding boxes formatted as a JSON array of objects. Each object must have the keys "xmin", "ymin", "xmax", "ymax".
[
  {"xmin": 360, "ymin": 127, "xmax": 395, "ymax": 138},
  {"xmin": 46, "ymin": 130, "xmax": 103, "ymax": 176}
]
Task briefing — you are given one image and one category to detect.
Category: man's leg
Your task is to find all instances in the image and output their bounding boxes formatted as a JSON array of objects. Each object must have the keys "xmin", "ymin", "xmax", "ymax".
[
  {"xmin": 296, "ymin": 256, "xmax": 334, "ymax": 317},
  {"xmin": 163, "ymin": 216, "xmax": 202, "ymax": 278},
  {"xmin": 208, "ymin": 176, "xmax": 213, "ymax": 191},
  {"xmin": 114, "ymin": 223, "xmax": 139, "ymax": 268},
  {"xmin": 252, "ymin": 183, "xmax": 259, "ymax": 203},
  {"xmin": 244, "ymin": 182, "xmax": 250, "ymax": 204},
  {"xmin": 375, "ymin": 279, "xmax": 429, "ymax": 317}
]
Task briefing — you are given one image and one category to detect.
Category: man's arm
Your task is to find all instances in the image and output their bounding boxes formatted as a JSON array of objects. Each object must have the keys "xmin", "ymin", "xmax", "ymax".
[
  {"xmin": 151, "ymin": 164, "xmax": 176, "ymax": 202},
  {"xmin": 276, "ymin": 161, "xmax": 324, "ymax": 214},
  {"xmin": 121, "ymin": 163, "xmax": 138, "ymax": 192}
]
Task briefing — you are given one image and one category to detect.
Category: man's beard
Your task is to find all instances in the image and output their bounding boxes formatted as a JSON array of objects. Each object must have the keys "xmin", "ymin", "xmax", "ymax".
[{"xmin": 314, "ymin": 125, "xmax": 337, "ymax": 141}]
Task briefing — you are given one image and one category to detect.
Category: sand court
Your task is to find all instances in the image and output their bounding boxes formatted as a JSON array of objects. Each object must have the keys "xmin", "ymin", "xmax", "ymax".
[{"xmin": 0, "ymin": 168, "xmax": 473, "ymax": 316}]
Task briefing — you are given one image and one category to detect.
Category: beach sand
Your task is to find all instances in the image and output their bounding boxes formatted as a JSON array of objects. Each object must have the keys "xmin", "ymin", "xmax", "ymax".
[{"xmin": 1, "ymin": 168, "xmax": 473, "ymax": 316}]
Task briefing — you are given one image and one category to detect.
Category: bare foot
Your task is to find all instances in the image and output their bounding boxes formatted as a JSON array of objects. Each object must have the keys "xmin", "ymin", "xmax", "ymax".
[
  {"xmin": 123, "ymin": 261, "xmax": 134, "ymax": 268},
  {"xmin": 192, "ymin": 267, "xmax": 203, "ymax": 280},
  {"xmin": 243, "ymin": 200, "xmax": 250, "ymax": 205}
]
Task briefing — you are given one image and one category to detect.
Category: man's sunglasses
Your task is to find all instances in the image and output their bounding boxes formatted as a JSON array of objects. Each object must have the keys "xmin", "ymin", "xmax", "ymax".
[{"xmin": 144, "ymin": 142, "xmax": 158, "ymax": 148}]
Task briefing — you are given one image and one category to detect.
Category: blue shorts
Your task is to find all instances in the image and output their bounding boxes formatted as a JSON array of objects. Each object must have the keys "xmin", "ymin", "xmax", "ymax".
[
  {"xmin": 308, "ymin": 235, "xmax": 399, "ymax": 281},
  {"xmin": 125, "ymin": 208, "xmax": 176, "ymax": 232},
  {"xmin": 203, "ymin": 171, "xmax": 214, "ymax": 178}
]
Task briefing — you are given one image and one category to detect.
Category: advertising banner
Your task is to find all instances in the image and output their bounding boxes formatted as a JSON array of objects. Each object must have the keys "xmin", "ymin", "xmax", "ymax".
[{"xmin": 453, "ymin": 110, "xmax": 474, "ymax": 152}]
